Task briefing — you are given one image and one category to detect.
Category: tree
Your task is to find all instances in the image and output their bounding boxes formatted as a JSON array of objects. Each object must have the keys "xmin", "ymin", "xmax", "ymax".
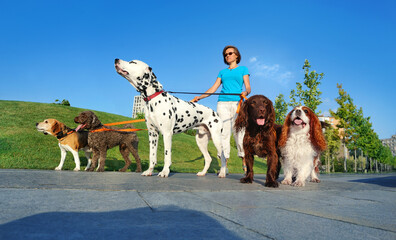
[
  {"xmin": 54, "ymin": 99, "xmax": 70, "ymax": 106},
  {"xmin": 354, "ymin": 113, "xmax": 374, "ymax": 171},
  {"xmin": 274, "ymin": 93, "xmax": 288, "ymax": 125},
  {"xmin": 289, "ymin": 59, "xmax": 324, "ymax": 114},
  {"xmin": 330, "ymin": 84, "xmax": 394, "ymax": 172},
  {"xmin": 330, "ymin": 84, "xmax": 358, "ymax": 172},
  {"xmin": 322, "ymin": 124, "xmax": 341, "ymax": 173}
]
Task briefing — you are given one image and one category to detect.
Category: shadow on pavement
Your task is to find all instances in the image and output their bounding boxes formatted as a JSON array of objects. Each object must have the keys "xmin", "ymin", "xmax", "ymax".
[
  {"xmin": 0, "ymin": 205, "xmax": 242, "ymax": 240},
  {"xmin": 349, "ymin": 176, "xmax": 396, "ymax": 188}
]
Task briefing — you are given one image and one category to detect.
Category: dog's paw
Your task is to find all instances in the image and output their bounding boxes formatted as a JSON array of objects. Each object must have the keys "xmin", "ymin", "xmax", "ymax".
[
  {"xmin": 240, "ymin": 176, "xmax": 253, "ymax": 183},
  {"xmin": 217, "ymin": 167, "xmax": 227, "ymax": 178},
  {"xmin": 265, "ymin": 181, "xmax": 279, "ymax": 188},
  {"xmin": 54, "ymin": 166, "xmax": 62, "ymax": 171},
  {"xmin": 97, "ymin": 167, "xmax": 105, "ymax": 172},
  {"xmin": 292, "ymin": 180, "xmax": 305, "ymax": 187},
  {"xmin": 197, "ymin": 171, "xmax": 206, "ymax": 177},
  {"xmin": 141, "ymin": 169, "xmax": 153, "ymax": 176},
  {"xmin": 281, "ymin": 179, "xmax": 292, "ymax": 185},
  {"xmin": 73, "ymin": 167, "xmax": 80, "ymax": 172},
  {"xmin": 218, "ymin": 172, "xmax": 226, "ymax": 178},
  {"xmin": 158, "ymin": 169, "xmax": 170, "ymax": 178},
  {"xmin": 87, "ymin": 167, "xmax": 95, "ymax": 172},
  {"xmin": 310, "ymin": 178, "xmax": 321, "ymax": 183}
]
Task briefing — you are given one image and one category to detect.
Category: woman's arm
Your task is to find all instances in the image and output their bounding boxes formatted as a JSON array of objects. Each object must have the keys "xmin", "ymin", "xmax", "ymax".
[
  {"xmin": 242, "ymin": 74, "xmax": 251, "ymax": 97},
  {"xmin": 191, "ymin": 77, "xmax": 222, "ymax": 102}
]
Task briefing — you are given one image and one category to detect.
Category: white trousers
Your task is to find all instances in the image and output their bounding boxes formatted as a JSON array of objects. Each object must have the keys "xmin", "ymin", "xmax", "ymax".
[{"xmin": 217, "ymin": 101, "xmax": 245, "ymax": 159}]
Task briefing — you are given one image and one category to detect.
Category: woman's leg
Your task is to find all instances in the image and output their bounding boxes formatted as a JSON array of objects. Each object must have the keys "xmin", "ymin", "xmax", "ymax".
[{"xmin": 232, "ymin": 103, "xmax": 246, "ymax": 174}]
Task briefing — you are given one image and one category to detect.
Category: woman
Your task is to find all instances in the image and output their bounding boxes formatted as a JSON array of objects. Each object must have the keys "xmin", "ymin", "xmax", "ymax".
[{"xmin": 191, "ymin": 45, "xmax": 251, "ymax": 174}]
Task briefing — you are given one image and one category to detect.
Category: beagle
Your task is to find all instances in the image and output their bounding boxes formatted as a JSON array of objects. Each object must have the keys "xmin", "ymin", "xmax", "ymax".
[{"xmin": 36, "ymin": 119, "xmax": 92, "ymax": 171}]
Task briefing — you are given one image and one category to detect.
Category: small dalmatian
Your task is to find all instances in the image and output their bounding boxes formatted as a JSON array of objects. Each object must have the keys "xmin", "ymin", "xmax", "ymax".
[{"xmin": 115, "ymin": 59, "xmax": 227, "ymax": 178}]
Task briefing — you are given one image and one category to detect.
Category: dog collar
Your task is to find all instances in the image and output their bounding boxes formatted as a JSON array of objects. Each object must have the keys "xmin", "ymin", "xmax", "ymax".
[
  {"xmin": 57, "ymin": 130, "xmax": 75, "ymax": 141},
  {"xmin": 144, "ymin": 90, "xmax": 164, "ymax": 102}
]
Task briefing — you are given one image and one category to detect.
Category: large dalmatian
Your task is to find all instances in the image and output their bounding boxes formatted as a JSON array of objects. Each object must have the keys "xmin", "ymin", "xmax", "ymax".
[{"xmin": 115, "ymin": 59, "xmax": 227, "ymax": 178}]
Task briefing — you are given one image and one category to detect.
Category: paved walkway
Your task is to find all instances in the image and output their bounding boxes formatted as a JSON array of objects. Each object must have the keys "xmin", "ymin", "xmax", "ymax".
[{"xmin": 0, "ymin": 169, "xmax": 395, "ymax": 239}]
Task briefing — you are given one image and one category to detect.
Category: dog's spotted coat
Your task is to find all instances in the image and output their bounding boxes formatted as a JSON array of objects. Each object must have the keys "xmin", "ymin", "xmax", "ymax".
[{"xmin": 115, "ymin": 59, "xmax": 227, "ymax": 177}]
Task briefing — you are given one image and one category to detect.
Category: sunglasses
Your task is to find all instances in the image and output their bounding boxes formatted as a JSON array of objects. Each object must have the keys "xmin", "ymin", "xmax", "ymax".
[{"xmin": 224, "ymin": 52, "xmax": 235, "ymax": 57}]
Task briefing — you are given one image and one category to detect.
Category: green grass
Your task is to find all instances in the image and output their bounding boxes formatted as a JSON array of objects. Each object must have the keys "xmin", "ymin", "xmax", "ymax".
[{"xmin": 0, "ymin": 100, "xmax": 268, "ymax": 174}]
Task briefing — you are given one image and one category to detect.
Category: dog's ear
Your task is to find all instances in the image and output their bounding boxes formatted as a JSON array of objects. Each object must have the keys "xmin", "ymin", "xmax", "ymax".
[
  {"xmin": 308, "ymin": 110, "xmax": 327, "ymax": 152},
  {"xmin": 58, "ymin": 122, "xmax": 66, "ymax": 132},
  {"xmin": 90, "ymin": 113, "xmax": 101, "ymax": 128},
  {"xmin": 235, "ymin": 99, "xmax": 249, "ymax": 132},
  {"xmin": 147, "ymin": 66, "xmax": 162, "ymax": 91},
  {"xmin": 265, "ymin": 98, "xmax": 275, "ymax": 127},
  {"xmin": 278, "ymin": 109, "xmax": 293, "ymax": 147},
  {"xmin": 151, "ymin": 72, "xmax": 157, "ymax": 80},
  {"xmin": 147, "ymin": 66, "xmax": 157, "ymax": 81},
  {"xmin": 51, "ymin": 122, "xmax": 61, "ymax": 135}
]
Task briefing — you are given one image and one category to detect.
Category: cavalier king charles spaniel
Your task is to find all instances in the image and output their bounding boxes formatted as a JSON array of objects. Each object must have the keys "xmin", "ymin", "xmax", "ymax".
[{"xmin": 278, "ymin": 106, "xmax": 326, "ymax": 187}]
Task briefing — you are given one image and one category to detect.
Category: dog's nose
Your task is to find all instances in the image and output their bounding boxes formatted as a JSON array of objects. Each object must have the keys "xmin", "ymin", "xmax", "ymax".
[
  {"xmin": 295, "ymin": 109, "xmax": 301, "ymax": 116},
  {"xmin": 115, "ymin": 59, "xmax": 119, "ymax": 64},
  {"xmin": 35, "ymin": 123, "xmax": 38, "ymax": 126}
]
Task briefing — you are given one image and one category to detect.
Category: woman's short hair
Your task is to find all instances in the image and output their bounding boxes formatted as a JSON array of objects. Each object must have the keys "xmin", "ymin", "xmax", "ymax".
[{"xmin": 223, "ymin": 45, "xmax": 241, "ymax": 65}]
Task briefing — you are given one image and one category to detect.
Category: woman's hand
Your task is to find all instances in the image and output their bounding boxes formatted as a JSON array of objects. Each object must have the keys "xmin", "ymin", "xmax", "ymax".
[
  {"xmin": 190, "ymin": 96, "xmax": 200, "ymax": 102},
  {"xmin": 241, "ymin": 91, "xmax": 249, "ymax": 97}
]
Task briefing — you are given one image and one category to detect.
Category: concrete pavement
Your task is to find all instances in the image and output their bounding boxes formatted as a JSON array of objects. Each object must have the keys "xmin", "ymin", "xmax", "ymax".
[{"xmin": 0, "ymin": 169, "xmax": 395, "ymax": 239}]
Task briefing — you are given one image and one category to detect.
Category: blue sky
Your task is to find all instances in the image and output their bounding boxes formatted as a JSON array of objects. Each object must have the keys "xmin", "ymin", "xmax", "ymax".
[{"xmin": 1, "ymin": 0, "xmax": 395, "ymax": 139}]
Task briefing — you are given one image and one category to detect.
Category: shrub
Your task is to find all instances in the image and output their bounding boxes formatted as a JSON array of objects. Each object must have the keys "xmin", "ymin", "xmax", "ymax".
[{"xmin": 54, "ymin": 99, "xmax": 70, "ymax": 106}]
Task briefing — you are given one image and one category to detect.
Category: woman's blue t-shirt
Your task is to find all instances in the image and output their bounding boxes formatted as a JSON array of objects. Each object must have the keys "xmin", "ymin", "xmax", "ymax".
[{"xmin": 217, "ymin": 66, "xmax": 249, "ymax": 102}]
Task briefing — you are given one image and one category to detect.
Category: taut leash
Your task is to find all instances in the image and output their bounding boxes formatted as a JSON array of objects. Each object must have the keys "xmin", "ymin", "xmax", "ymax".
[
  {"xmin": 91, "ymin": 119, "xmax": 147, "ymax": 133},
  {"xmin": 103, "ymin": 119, "xmax": 145, "ymax": 126},
  {"xmin": 167, "ymin": 91, "xmax": 248, "ymax": 114},
  {"xmin": 167, "ymin": 91, "xmax": 242, "ymax": 96},
  {"xmin": 92, "ymin": 91, "xmax": 248, "ymax": 133}
]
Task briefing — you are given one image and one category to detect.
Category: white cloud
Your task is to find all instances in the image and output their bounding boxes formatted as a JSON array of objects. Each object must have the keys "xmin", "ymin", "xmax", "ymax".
[
  {"xmin": 249, "ymin": 57, "xmax": 257, "ymax": 63},
  {"xmin": 248, "ymin": 57, "xmax": 293, "ymax": 87}
]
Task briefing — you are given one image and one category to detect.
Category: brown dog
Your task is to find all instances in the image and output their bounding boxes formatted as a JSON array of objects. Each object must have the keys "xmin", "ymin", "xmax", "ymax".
[
  {"xmin": 74, "ymin": 111, "xmax": 142, "ymax": 172},
  {"xmin": 234, "ymin": 95, "xmax": 282, "ymax": 187},
  {"xmin": 36, "ymin": 119, "xmax": 92, "ymax": 171}
]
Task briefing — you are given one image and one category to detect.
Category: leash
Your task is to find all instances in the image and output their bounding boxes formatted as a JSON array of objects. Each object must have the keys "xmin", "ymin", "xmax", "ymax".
[
  {"xmin": 167, "ymin": 91, "xmax": 248, "ymax": 114},
  {"xmin": 103, "ymin": 119, "xmax": 145, "ymax": 126},
  {"xmin": 90, "ymin": 127, "xmax": 147, "ymax": 133},
  {"xmin": 167, "ymin": 91, "xmax": 242, "ymax": 96},
  {"xmin": 236, "ymin": 95, "xmax": 248, "ymax": 114},
  {"xmin": 91, "ymin": 119, "xmax": 147, "ymax": 133},
  {"xmin": 92, "ymin": 91, "xmax": 248, "ymax": 134}
]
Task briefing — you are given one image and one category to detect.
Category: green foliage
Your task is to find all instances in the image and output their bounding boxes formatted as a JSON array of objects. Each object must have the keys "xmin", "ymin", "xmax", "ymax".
[
  {"xmin": 274, "ymin": 93, "xmax": 288, "ymax": 125},
  {"xmin": 330, "ymin": 84, "xmax": 395, "ymax": 169},
  {"xmin": 322, "ymin": 124, "xmax": 341, "ymax": 172},
  {"xmin": 184, "ymin": 129, "xmax": 196, "ymax": 136},
  {"xmin": 136, "ymin": 112, "xmax": 145, "ymax": 119},
  {"xmin": 289, "ymin": 59, "xmax": 323, "ymax": 114},
  {"xmin": 54, "ymin": 99, "xmax": 70, "ymax": 106},
  {"xmin": 0, "ymin": 100, "xmax": 268, "ymax": 174}
]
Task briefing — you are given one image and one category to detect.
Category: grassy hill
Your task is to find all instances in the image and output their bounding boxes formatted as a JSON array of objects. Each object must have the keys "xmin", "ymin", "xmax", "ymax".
[{"xmin": 0, "ymin": 100, "xmax": 268, "ymax": 174}]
